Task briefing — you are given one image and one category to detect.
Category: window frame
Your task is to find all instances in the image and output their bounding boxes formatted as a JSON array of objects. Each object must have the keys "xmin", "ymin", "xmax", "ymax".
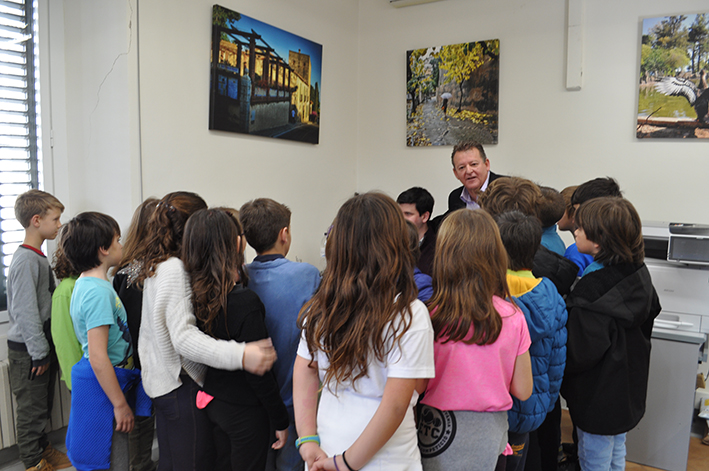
[{"xmin": 0, "ymin": 0, "xmax": 43, "ymax": 313}]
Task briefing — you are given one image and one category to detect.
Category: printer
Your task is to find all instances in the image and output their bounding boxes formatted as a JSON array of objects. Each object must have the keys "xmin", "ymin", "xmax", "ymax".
[
  {"xmin": 643, "ymin": 222, "xmax": 709, "ymax": 353},
  {"xmin": 625, "ymin": 222, "xmax": 708, "ymax": 471}
]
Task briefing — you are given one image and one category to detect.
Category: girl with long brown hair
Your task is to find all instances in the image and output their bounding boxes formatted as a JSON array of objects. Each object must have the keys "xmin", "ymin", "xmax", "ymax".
[
  {"xmin": 113, "ymin": 197, "xmax": 158, "ymax": 371},
  {"xmin": 135, "ymin": 192, "xmax": 276, "ymax": 471},
  {"xmin": 417, "ymin": 209, "xmax": 533, "ymax": 471},
  {"xmin": 182, "ymin": 208, "xmax": 288, "ymax": 471},
  {"xmin": 112, "ymin": 197, "xmax": 158, "ymax": 471},
  {"xmin": 293, "ymin": 192, "xmax": 435, "ymax": 471}
]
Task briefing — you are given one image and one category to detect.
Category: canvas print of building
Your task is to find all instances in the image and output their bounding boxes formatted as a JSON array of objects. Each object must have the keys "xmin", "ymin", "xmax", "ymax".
[
  {"xmin": 407, "ymin": 39, "xmax": 499, "ymax": 146},
  {"xmin": 637, "ymin": 13, "xmax": 709, "ymax": 139},
  {"xmin": 209, "ymin": 5, "xmax": 322, "ymax": 144}
]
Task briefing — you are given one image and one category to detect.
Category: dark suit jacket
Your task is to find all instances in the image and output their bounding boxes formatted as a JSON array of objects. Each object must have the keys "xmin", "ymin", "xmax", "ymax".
[
  {"xmin": 417, "ymin": 227, "xmax": 436, "ymax": 277},
  {"xmin": 446, "ymin": 171, "xmax": 504, "ymax": 212}
]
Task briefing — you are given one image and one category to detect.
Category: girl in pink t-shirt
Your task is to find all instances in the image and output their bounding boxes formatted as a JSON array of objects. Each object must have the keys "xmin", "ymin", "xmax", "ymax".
[{"xmin": 418, "ymin": 209, "xmax": 533, "ymax": 471}]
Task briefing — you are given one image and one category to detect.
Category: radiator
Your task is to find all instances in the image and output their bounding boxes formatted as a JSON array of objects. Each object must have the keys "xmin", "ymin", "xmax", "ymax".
[
  {"xmin": 0, "ymin": 359, "xmax": 15, "ymax": 449},
  {"xmin": 0, "ymin": 359, "xmax": 71, "ymax": 450}
]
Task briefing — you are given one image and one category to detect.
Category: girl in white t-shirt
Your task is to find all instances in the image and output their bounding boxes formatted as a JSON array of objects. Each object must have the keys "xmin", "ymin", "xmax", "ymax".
[
  {"xmin": 418, "ymin": 209, "xmax": 533, "ymax": 471},
  {"xmin": 293, "ymin": 192, "xmax": 435, "ymax": 471}
]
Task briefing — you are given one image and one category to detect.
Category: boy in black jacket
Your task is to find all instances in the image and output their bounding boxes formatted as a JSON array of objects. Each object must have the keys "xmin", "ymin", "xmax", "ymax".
[{"xmin": 561, "ymin": 197, "xmax": 661, "ymax": 471}]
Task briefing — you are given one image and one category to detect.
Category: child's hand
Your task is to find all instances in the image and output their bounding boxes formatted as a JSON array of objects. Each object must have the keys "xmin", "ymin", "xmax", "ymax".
[
  {"xmin": 310, "ymin": 455, "xmax": 343, "ymax": 471},
  {"xmin": 299, "ymin": 441, "xmax": 327, "ymax": 469},
  {"xmin": 272, "ymin": 429, "xmax": 288, "ymax": 449},
  {"xmin": 113, "ymin": 402, "xmax": 134, "ymax": 433},
  {"xmin": 31, "ymin": 364, "xmax": 49, "ymax": 377},
  {"xmin": 243, "ymin": 338, "xmax": 277, "ymax": 375}
]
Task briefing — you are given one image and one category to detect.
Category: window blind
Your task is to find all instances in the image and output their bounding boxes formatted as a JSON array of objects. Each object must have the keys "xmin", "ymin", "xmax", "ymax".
[{"xmin": 0, "ymin": 0, "xmax": 42, "ymax": 311}]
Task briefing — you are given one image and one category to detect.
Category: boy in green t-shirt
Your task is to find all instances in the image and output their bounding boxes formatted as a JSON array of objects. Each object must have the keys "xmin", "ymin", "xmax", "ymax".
[{"xmin": 50, "ymin": 232, "xmax": 82, "ymax": 391}]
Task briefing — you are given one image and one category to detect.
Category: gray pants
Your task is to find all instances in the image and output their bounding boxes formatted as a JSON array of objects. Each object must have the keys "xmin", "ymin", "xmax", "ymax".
[
  {"xmin": 129, "ymin": 415, "xmax": 157, "ymax": 471},
  {"xmin": 8, "ymin": 348, "xmax": 56, "ymax": 469},
  {"xmin": 107, "ymin": 428, "xmax": 130, "ymax": 471},
  {"xmin": 418, "ymin": 405, "xmax": 508, "ymax": 471}
]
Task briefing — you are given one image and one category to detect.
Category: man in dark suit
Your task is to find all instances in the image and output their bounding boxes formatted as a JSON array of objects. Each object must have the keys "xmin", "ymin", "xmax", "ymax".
[
  {"xmin": 430, "ymin": 141, "xmax": 503, "ymax": 231},
  {"xmin": 447, "ymin": 141, "xmax": 503, "ymax": 212}
]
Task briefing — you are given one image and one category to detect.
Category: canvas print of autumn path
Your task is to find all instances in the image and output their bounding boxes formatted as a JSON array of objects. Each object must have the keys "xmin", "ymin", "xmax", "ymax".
[{"xmin": 407, "ymin": 39, "xmax": 499, "ymax": 146}]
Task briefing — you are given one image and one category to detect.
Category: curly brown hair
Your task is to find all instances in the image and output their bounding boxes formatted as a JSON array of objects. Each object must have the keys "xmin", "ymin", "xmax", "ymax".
[
  {"xmin": 52, "ymin": 226, "xmax": 79, "ymax": 280},
  {"xmin": 297, "ymin": 192, "xmax": 417, "ymax": 390},
  {"xmin": 114, "ymin": 197, "xmax": 159, "ymax": 273},
  {"xmin": 135, "ymin": 191, "xmax": 207, "ymax": 286},
  {"xmin": 428, "ymin": 209, "xmax": 510, "ymax": 345},
  {"xmin": 478, "ymin": 177, "xmax": 542, "ymax": 220},
  {"xmin": 182, "ymin": 208, "xmax": 245, "ymax": 337}
]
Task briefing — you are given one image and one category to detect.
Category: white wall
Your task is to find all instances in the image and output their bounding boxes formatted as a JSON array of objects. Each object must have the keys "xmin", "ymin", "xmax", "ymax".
[
  {"xmin": 43, "ymin": 0, "xmax": 141, "ymax": 232},
  {"xmin": 45, "ymin": 0, "xmax": 709, "ymax": 267},
  {"xmin": 357, "ymin": 0, "xmax": 709, "ymax": 226},
  {"xmin": 137, "ymin": 0, "xmax": 359, "ymax": 268}
]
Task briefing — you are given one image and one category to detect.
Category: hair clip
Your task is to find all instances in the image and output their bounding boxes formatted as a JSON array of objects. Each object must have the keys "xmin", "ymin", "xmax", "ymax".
[{"xmin": 157, "ymin": 201, "xmax": 176, "ymax": 213}]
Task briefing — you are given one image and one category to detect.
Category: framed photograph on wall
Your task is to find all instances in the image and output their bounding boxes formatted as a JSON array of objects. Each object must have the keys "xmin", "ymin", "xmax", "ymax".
[
  {"xmin": 406, "ymin": 39, "xmax": 499, "ymax": 146},
  {"xmin": 637, "ymin": 13, "xmax": 709, "ymax": 139},
  {"xmin": 209, "ymin": 5, "xmax": 323, "ymax": 144}
]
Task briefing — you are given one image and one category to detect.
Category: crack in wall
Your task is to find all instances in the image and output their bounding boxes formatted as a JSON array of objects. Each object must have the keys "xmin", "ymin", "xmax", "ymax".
[{"xmin": 89, "ymin": 0, "xmax": 134, "ymax": 140}]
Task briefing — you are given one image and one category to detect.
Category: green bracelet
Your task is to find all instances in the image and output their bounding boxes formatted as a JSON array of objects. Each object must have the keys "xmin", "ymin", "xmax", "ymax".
[{"xmin": 295, "ymin": 435, "xmax": 320, "ymax": 448}]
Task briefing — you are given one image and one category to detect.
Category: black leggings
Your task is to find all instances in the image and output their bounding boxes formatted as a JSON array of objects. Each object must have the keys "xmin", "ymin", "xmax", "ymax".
[
  {"xmin": 205, "ymin": 398, "xmax": 270, "ymax": 471},
  {"xmin": 526, "ymin": 398, "xmax": 563, "ymax": 471}
]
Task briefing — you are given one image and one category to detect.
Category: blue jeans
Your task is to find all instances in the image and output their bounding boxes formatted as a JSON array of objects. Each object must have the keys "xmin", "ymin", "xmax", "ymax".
[{"xmin": 576, "ymin": 427, "xmax": 626, "ymax": 471}]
